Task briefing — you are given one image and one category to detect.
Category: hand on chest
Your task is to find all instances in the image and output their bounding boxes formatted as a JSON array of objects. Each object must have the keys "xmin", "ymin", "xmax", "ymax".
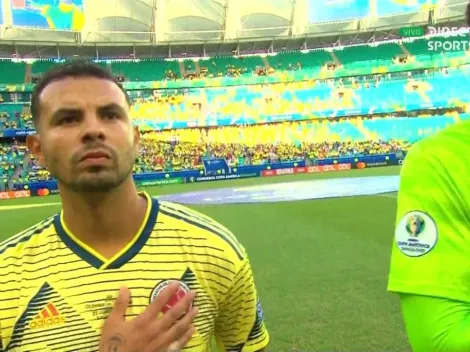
[
  {"xmin": 22, "ymin": 266, "xmax": 214, "ymax": 327},
  {"xmin": 62, "ymin": 265, "xmax": 206, "ymax": 324},
  {"xmin": 7, "ymin": 265, "xmax": 218, "ymax": 351}
]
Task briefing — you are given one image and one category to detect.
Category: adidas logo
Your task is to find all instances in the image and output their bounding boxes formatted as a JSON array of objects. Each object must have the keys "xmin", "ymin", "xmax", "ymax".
[{"xmin": 29, "ymin": 302, "xmax": 65, "ymax": 329}]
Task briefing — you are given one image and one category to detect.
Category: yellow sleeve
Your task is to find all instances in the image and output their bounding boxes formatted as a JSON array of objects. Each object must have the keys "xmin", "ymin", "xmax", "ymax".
[{"xmin": 214, "ymin": 255, "xmax": 269, "ymax": 352}]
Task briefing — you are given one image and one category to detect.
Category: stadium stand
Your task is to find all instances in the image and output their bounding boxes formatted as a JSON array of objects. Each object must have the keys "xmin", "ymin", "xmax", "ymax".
[
  {"xmin": 1, "ymin": 35, "xmax": 470, "ymax": 191},
  {"xmin": 2, "ymin": 1, "xmax": 470, "ymax": 351},
  {"xmin": 0, "ymin": 132, "xmax": 412, "ymax": 189},
  {"xmin": 123, "ymin": 66, "xmax": 469, "ymax": 124},
  {"xmin": 0, "ymin": 103, "xmax": 33, "ymax": 130},
  {"xmin": 111, "ymin": 59, "xmax": 180, "ymax": 81},
  {"xmin": 267, "ymin": 51, "xmax": 332, "ymax": 72},
  {"xmin": 334, "ymin": 43, "xmax": 403, "ymax": 67}
]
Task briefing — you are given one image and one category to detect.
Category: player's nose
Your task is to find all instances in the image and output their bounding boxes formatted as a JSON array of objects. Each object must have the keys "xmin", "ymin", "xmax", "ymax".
[{"xmin": 81, "ymin": 112, "xmax": 106, "ymax": 143}]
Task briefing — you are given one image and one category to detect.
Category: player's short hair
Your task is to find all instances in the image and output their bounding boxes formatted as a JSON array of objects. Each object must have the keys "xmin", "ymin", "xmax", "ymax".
[{"xmin": 31, "ymin": 62, "xmax": 131, "ymax": 130}]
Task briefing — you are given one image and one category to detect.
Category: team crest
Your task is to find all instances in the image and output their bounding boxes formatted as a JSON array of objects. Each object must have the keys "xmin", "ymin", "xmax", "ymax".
[
  {"xmin": 150, "ymin": 280, "xmax": 192, "ymax": 314},
  {"xmin": 395, "ymin": 211, "xmax": 438, "ymax": 257},
  {"xmin": 405, "ymin": 214, "xmax": 425, "ymax": 237}
]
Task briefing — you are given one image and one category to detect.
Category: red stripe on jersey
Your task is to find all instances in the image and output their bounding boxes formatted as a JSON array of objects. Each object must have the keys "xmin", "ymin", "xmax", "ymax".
[
  {"xmin": 41, "ymin": 308, "xmax": 50, "ymax": 318},
  {"xmin": 47, "ymin": 303, "xmax": 59, "ymax": 316}
]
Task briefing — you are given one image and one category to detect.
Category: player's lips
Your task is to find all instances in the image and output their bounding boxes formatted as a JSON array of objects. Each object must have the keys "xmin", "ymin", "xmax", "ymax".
[{"xmin": 79, "ymin": 150, "xmax": 111, "ymax": 165}]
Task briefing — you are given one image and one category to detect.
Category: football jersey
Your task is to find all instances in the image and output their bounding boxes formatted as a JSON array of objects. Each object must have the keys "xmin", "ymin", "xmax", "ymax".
[
  {"xmin": 388, "ymin": 119, "xmax": 470, "ymax": 303},
  {"xmin": 0, "ymin": 192, "xmax": 269, "ymax": 351}
]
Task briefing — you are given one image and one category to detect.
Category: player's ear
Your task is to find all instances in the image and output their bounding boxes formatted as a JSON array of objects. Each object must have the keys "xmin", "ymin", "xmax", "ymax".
[
  {"xmin": 133, "ymin": 125, "xmax": 140, "ymax": 147},
  {"xmin": 26, "ymin": 134, "xmax": 46, "ymax": 168}
]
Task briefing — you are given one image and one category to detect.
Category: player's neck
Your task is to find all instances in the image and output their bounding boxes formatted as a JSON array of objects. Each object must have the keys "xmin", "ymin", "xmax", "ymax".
[{"xmin": 59, "ymin": 179, "xmax": 148, "ymax": 246}]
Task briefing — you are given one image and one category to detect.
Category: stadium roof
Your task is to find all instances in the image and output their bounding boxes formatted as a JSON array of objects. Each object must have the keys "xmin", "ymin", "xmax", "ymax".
[{"xmin": 0, "ymin": 0, "xmax": 467, "ymax": 59}]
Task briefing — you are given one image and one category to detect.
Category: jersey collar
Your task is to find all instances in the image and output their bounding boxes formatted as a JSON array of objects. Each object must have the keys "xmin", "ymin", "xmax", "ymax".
[{"xmin": 54, "ymin": 192, "xmax": 159, "ymax": 270}]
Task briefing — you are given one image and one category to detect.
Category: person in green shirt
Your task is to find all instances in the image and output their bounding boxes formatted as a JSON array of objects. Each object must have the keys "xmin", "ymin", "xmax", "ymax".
[{"xmin": 388, "ymin": 116, "xmax": 470, "ymax": 351}]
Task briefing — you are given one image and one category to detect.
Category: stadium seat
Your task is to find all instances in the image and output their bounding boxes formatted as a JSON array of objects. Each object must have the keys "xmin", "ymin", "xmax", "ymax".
[
  {"xmin": 0, "ymin": 61, "xmax": 26, "ymax": 84},
  {"xmin": 111, "ymin": 59, "xmax": 180, "ymax": 81},
  {"xmin": 32, "ymin": 60, "xmax": 58, "ymax": 76},
  {"xmin": 335, "ymin": 43, "xmax": 403, "ymax": 67}
]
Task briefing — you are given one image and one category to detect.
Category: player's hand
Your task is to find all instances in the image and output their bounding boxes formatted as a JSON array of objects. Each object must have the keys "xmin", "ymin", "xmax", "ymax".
[{"xmin": 99, "ymin": 283, "xmax": 198, "ymax": 352}]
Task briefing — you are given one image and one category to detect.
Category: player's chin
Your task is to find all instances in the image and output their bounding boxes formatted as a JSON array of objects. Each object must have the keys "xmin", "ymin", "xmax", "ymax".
[{"xmin": 72, "ymin": 173, "xmax": 124, "ymax": 192}]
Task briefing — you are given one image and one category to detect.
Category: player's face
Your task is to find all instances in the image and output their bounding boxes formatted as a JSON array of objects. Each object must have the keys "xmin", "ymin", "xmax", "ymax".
[{"xmin": 27, "ymin": 76, "xmax": 139, "ymax": 193}]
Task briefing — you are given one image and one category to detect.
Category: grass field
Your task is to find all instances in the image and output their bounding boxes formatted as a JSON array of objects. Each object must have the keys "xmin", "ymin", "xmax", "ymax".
[{"xmin": 0, "ymin": 166, "xmax": 410, "ymax": 352}]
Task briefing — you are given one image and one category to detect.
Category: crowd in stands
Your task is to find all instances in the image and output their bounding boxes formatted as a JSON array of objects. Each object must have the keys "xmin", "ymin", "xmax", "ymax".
[
  {"xmin": 130, "ymin": 67, "xmax": 452, "ymax": 122},
  {"xmin": 0, "ymin": 57, "xmax": 455, "ymax": 190},
  {"xmin": 0, "ymin": 112, "xmax": 33, "ymax": 130},
  {"xmin": 0, "ymin": 66, "xmax": 454, "ymax": 131},
  {"xmin": 0, "ymin": 140, "xmax": 30, "ymax": 191},
  {"xmin": 140, "ymin": 80, "xmax": 352, "ymax": 121},
  {"xmin": 134, "ymin": 138, "xmax": 410, "ymax": 174},
  {"xmin": 0, "ymin": 138, "xmax": 410, "ymax": 189},
  {"xmin": 1, "ymin": 77, "xmax": 368, "ymax": 128},
  {"xmin": 165, "ymin": 69, "xmax": 177, "ymax": 80},
  {"xmin": 0, "ymin": 118, "xmax": 412, "ymax": 190}
]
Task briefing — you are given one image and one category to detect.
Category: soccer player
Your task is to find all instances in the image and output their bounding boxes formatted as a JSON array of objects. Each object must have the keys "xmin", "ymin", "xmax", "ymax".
[
  {"xmin": 0, "ymin": 63, "xmax": 269, "ymax": 351},
  {"xmin": 387, "ymin": 117, "xmax": 470, "ymax": 350}
]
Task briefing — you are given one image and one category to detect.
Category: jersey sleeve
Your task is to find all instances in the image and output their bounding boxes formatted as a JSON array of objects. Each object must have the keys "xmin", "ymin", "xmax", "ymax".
[
  {"xmin": 388, "ymin": 139, "xmax": 470, "ymax": 303},
  {"xmin": 400, "ymin": 294, "xmax": 470, "ymax": 351},
  {"xmin": 214, "ymin": 254, "xmax": 269, "ymax": 352}
]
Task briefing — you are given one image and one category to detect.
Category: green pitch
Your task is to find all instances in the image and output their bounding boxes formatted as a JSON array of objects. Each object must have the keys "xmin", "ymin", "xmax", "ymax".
[{"xmin": 0, "ymin": 166, "xmax": 409, "ymax": 352}]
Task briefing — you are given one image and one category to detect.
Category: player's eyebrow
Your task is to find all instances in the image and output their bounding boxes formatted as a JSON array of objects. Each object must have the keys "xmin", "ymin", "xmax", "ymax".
[
  {"xmin": 97, "ymin": 103, "xmax": 127, "ymax": 117},
  {"xmin": 49, "ymin": 103, "xmax": 127, "ymax": 124},
  {"xmin": 49, "ymin": 107, "xmax": 83, "ymax": 125}
]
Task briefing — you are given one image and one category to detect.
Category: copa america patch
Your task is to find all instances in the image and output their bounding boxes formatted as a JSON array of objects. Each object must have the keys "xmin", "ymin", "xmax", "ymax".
[
  {"xmin": 150, "ymin": 280, "xmax": 192, "ymax": 314},
  {"xmin": 395, "ymin": 211, "xmax": 438, "ymax": 257}
]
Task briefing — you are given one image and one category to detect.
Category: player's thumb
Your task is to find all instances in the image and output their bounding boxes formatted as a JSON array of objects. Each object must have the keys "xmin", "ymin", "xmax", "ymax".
[{"xmin": 110, "ymin": 286, "xmax": 131, "ymax": 319}]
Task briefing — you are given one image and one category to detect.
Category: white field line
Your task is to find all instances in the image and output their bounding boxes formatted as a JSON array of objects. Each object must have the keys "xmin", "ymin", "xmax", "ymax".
[{"xmin": 0, "ymin": 202, "xmax": 61, "ymax": 211}]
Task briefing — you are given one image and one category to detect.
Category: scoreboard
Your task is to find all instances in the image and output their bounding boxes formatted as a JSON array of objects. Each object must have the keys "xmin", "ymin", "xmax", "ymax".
[
  {"xmin": 308, "ymin": 0, "xmax": 441, "ymax": 23},
  {"xmin": 5, "ymin": 0, "xmax": 85, "ymax": 30}
]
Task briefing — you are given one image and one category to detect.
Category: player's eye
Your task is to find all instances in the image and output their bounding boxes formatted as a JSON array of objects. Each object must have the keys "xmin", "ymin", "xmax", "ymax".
[
  {"xmin": 103, "ymin": 111, "xmax": 119, "ymax": 120},
  {"xmin": 59, "ymin": 116, "xmax": 78, "ymax": 125}
]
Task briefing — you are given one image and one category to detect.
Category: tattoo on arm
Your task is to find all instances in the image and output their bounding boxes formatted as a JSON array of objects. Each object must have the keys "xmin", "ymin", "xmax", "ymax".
[{"xmin": 107, "ymin": 334, "xmax": 126, "ymax": 352}]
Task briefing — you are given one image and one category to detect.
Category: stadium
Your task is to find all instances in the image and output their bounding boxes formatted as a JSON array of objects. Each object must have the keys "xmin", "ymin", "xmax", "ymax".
[{"xmin": 0, "ymin": 0, "xmax": 469, "ymax": 350}]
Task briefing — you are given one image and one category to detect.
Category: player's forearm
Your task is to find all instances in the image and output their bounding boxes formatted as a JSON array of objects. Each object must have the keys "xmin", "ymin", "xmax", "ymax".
[{"xmin": 400, "ymin": 294, "xmax": 470, "ymax": 352}]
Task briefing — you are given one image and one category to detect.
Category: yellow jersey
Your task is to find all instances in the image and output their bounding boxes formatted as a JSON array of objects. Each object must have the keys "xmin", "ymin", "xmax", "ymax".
[{"xmin": 0, "ymin": 192, "xmax": 269, "ymax": 352}]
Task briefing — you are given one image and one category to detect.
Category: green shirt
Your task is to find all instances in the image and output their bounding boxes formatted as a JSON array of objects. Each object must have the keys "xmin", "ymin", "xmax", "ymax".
[
  {"xmin": 388, "ymin": 120, "xmax": 470, "ymax": 302},
  {"xmin": 388, "ymin": 120, "xmax": 470, "ymax": 351}
]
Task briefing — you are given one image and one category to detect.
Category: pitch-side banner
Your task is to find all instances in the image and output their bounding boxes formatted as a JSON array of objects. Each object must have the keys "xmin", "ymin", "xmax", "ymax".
[
  {"xmin": 187, "ymin": 173, "xmax": 260, "ymax": 183},
  {"xmin": 261, "ymin": 163, "xmax": 352, "ymax": 177},
  {"xmin": 353, "ymin": 159, "xmax": 399, "ymax": 169},
  {"xmin": 0, "ymin": 190, "xmax": 31, "ymax": 200},
  {"xmin": 308, "ymin": 0, "xmax": 370, "ymax": 23},
  {"xmin": 136, "ymin": 177, "xmax": 184, "ymax": 187}
]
